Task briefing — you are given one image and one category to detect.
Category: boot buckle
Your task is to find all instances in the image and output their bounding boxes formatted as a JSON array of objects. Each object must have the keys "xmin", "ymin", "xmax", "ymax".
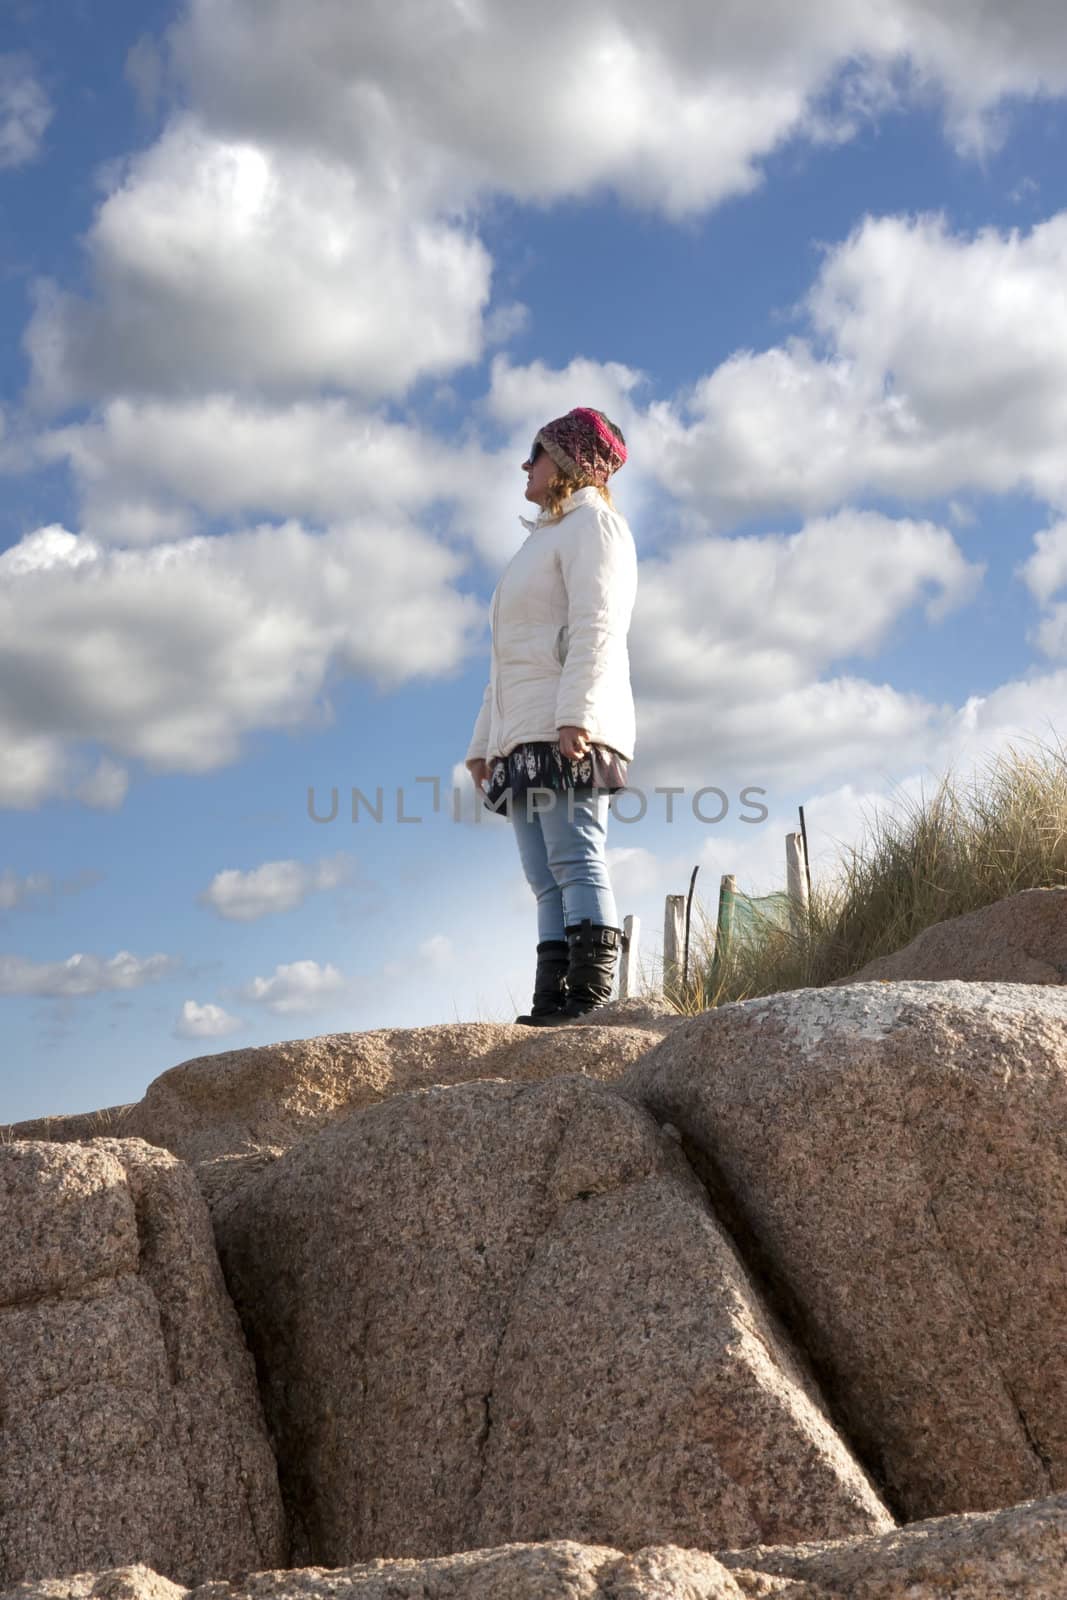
[{"xmin": 565, "ymin": 918, "xmax": 620, "ymax": 951}]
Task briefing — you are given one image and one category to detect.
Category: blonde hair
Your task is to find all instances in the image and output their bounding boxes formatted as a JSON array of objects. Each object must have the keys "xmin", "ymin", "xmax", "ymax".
[{"xmin": 539, "ymin": 470, "xmax": 616, "ymax": 523}]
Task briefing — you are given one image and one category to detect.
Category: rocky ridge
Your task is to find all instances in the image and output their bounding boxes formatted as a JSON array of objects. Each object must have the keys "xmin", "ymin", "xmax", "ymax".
[
  {"xmin": 7, "ymin": 1492, "xmax": 1067, "ymax": 1599},
  {"xmin": 3, "ymin": 894, "xmax": 1067, "ymax": 1597}
]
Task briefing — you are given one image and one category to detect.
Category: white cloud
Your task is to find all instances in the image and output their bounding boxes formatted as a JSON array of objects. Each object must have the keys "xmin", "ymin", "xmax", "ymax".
[
  {"xmin": 634, "ymin": 509, "xmax": 981, "ymax": 688},
  {"xmin": 419, "ymin": 933, "xmax": 454, "ymax": 970},
  {"xmin": 941, "ymin": 671, "xmax": 1067, "ymax": 767},
  {"xmin": 0, "ymin": 949, "xmax": 175, "ymax": 997},
  {"xmin": 53, "ymin": 207, "xmax": 1067, "ymax": 557},
  {"xmin": 604, "ymin": 845, "xmax": 670, "ymax": 900},
  {"xmin": 26, "ymin": 116, "xmax": 493, "ymax": 408},
  {"xmin": 624, "ymin": 508, "xmax": 982, "ymax": 789},
  {"xmin": 485, "ymin": 354, "xmax": 646, "ymax": 434},
  {"xmin": 35, "ymin": 357, "xmax": 653, "ymax": 571},
  {"xmin": 632, "ymin": 675, "xmax": 946, "ymax": 799},
  {"xmin": 0, "ymin": 869, "xmax": 52, "ymax": 912},
  {"xmin": 0, "ymin": 516, "xmax": 480, "ymax": 809},
  {"xmin": 199, "ymin": 853, "xmax": 355, "ymax": 921},
  {"xmin": 809, "ymin": 212, "xmax": 1067, "ymax": 422},
  {"xmin": 384, "ymin": 933, "xmax": 454, "ymax": 978},
  {"xmin": 38, "ymin": 378, "xmax": 642, "ymax": 569},
  {"xmin": 701, "ymin": 664, "xmax": 1067, "ymax": 816},
  {"xmin": 170, "ymin": 1, "xmax": 813, "ymax": 220},
  {"xmin": 483, "ymin": 302, "xmax": 531, "ymax": 346},
  {"xmin": 1018, "ymin": 521, "xmax": 1067, "ymax": 607},
  {"xmin": 174, "ymin": 999, "xmax": 244, "ymax": 1038},
  {"xmin": 0, "ymin": 724, "xmax": 73, "ymax": 812},
  {"xmin": 1031, "ymin": 607, "xmax": 1067, "ymax": 659},
  {"xmin": 642, "ymin": 211, "xmax": 1067, "ymax": 524},
  {"xmin": 31, "ymin": 151, "xmax": 1067, "ymax": 582},
  {"xmin": 75, "ymin": 757, "xmax": 130, "ymax": 810},
  {"xmin": 41, "ymin": 397, "xmax": 489, "ymax": 545},
  {"xmin": 879, "ymin": 0, "xmax": 1067, "ymax": 154},
  {"xmin": 0, "ymin": 55, "xmax": 52, "ymax": 169},
  {"xmin": 0, "ymin": 524, "xmax": 96, "ymax": 576},
  {"xmin": 1017, "ymin": 522, "xmax": 1067, "ymax": 659},
  {"xmin": 169, "ymin": 0, "xmax": 1067, "ymax": 218},
  {"xmin": 239, "ymin": 958, "xmax": 349, "ymax": 1015}
]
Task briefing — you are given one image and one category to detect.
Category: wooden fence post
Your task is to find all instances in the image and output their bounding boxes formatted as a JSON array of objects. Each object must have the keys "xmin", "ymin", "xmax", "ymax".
[
  {"xmin": 663, "ymin": 894, "xmax": 686, "ymax": 997},
  {"xmin": 716, "ymin": 873, "xmax": 737, "ymax": 960},
  {"xmin": 619, "ymin": 913, "xmax": 640, "ymax": 999},
  {"xmin": 786, "ymin": 831, "xmax": 809, "ymax": 936}
]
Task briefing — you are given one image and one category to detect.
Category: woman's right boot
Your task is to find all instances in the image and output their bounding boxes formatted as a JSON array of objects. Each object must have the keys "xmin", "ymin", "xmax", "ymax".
[
  {"xmin": 514, "ymin": 939, "xmax": 569, "ymax": 1025},
  {"xmin": 556, "ymin": 919, "xmax": 621, "ymax": 1020}
]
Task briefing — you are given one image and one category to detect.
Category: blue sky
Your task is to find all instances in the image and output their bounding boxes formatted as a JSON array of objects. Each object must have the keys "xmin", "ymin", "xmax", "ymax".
[{"xmin": 4, "ymin": 1, "xmax": 1067, "ymax": 1122}]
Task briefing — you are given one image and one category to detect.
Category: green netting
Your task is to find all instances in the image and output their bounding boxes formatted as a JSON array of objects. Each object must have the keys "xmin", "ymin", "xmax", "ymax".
[{"xmin": 716, "ymin": 886, "xmax": 794, "ymax": 953}]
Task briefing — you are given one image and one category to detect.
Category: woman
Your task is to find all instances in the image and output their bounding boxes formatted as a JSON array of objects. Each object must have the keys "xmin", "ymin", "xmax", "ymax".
[{"xmin": 464, "ymin": 406, "xmax": 638, "ymax": 1025}]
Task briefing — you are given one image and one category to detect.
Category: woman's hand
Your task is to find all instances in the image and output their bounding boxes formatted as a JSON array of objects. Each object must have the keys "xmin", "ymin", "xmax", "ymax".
[
  {"xmin": 465, "ymin": 757, "xmax": 491, "ymax": 790},
  {"xmin": 558, "ymin": 725, "xmax": 591, "ymax": 760}
]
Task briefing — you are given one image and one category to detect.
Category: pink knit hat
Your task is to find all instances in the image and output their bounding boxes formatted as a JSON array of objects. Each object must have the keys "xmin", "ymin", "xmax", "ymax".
[{"xmin": 531, "ymin": 407, "xmax": 628, "ymax": 486}]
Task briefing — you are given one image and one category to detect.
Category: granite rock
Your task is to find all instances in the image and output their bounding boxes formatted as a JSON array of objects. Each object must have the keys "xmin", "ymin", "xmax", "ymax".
[
  {"xmin": 3, "ymin": 1017, "xmax": 679, "ymax": 1207},
  {"xmin": 722, "ymin": 1489, "xmax": 1067, "ymax": 1597},
  {"xmin": 0, "ymin": 1542, "xmax": 747, "ymax": 1599},
  {"xmin": 835, "ymin": 886, "xmax": 1067, "ymax": 986},
  {"xmin": 9, "ymin": 1493, "xmax": 1067, "ymax": 1598},
  {"xmin": 215, "ymin": 1074, "xmax": 889, "ymax": 1565},
  {"xmin": 0, "ymin": 1139, "xmax": 285, "ymax": 1588},
  {"xmin": 620, "ymin": 981, "xmax": 1067, "ymax": 1519}
]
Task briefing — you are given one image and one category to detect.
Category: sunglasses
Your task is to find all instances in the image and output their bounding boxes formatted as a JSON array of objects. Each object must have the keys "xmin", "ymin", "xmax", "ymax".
[{"xmin": 527, "ymin": 441, "xmax": 544, "ymax": 466}]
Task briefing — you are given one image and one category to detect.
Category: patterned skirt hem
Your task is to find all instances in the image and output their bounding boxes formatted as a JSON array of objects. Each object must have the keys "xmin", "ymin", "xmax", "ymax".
[{"xmin": 483, "ymin": 739, "xmax": 629, "ymax": 816}]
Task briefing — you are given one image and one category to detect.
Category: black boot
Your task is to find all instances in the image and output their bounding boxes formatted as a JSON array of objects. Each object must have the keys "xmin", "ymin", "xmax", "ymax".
[
  {"xmin": 514, "ymin": 939, "xmax": 570, "ymax": 1025},
  {"xmin": 557, "ymin": 919, "xmax": 622, "ymax": 1021}
]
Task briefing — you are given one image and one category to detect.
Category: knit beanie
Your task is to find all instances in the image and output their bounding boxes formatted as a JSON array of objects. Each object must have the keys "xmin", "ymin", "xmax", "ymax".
[{"xmin": 532, "ymin": 407, "xmax": 628, "ymax": 486}]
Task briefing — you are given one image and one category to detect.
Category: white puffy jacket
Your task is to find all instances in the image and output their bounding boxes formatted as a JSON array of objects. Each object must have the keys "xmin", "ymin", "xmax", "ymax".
[{"xmin": 465, "ymin": 485, "xmax": 638, "ymax": 764}]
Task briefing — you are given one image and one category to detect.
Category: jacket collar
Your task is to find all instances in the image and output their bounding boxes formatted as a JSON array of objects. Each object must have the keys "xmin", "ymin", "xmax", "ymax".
[{"xmin": 518, "ymin": 484, "xmax": 603, "ymax": 533}]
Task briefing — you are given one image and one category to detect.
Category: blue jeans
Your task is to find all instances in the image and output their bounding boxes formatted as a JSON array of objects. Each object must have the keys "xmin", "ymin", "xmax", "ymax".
[{"xmin": 510, "ymin": 786, "xmax": 619, "ymax": 943}]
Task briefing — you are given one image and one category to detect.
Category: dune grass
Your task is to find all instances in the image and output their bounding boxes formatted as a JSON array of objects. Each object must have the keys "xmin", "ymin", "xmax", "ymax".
[{"xmin": 663, "ymin": 736, "xmax": 1067, "ymax": 1015}]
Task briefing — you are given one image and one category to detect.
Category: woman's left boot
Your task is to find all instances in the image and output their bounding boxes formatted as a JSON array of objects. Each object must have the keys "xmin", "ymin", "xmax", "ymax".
[
  {"xmin": 556, "ymin": 919, "xmax": 622, "ymax": 1021},
  {"xmin": 514, "ymin": 939, "xmax": 570, "ymax": 1025}
]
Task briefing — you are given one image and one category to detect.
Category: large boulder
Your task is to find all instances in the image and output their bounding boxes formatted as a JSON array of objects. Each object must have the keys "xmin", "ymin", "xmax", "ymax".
[
  {"xmin": 3, "ymin": 1014, "xmax": 678, "ymax": 1206},
  {"xmin": 835, "ymin": 886, "xmax": 1067, "ymax": 985},
  {"xmin": 620, "ymin": 981, "xmax": 1067, "ymax": 1520},
  {"xmin": 10, "ymin": 1493, "xmax": 1067, "ymax": 1598},
  {"xmin": 721, "ymin": 1489, "xmax": 1067, "ymax": 1598},
  {"xmin": 0, "ymin": 1543, "xmax": 748, "ymax": 1599},
  {"xmin": 0, "ymin": 1139, "xmax": 286, "ymax": 1589},
  {"xmin": 0, "ymin": 1542, "xmax": 751, "ymax": 1593},
  {"xmin": 215, "ymin": 1074, "xmax": 890, "ymax": 1566}
]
